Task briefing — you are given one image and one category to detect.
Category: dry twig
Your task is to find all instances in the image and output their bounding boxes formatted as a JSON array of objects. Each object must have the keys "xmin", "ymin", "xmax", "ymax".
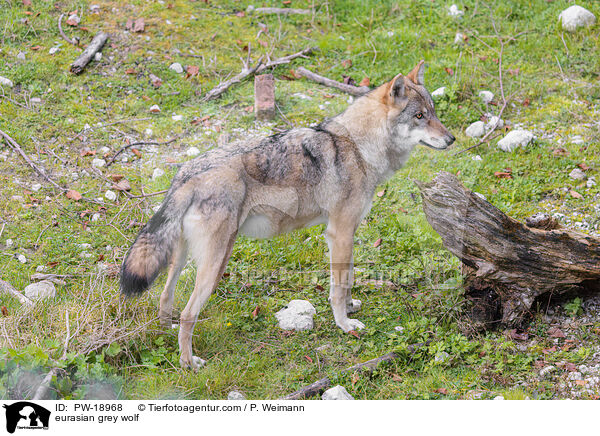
[
  {"xmin": 296, "ymin": 67, "xmax": 371, "ymax": 96},
  {"xmin": 58, "ymin": 14, "xmax": 79, "ymax": 45},
  {"xmin": 70, "ymin": 31, "xmax": 108, "ymax": 74}
]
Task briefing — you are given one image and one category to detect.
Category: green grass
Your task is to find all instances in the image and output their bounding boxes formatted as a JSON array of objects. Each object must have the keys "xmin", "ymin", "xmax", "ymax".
[{"xmin": 1, "ymin": 0, "xmax": 599, "ymax": 400}]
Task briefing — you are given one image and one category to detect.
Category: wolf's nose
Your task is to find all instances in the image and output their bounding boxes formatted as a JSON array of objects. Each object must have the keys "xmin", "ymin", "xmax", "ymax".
[{"xmin": 446, "ymin": 133, "xmax": 456, "ymax": 145}]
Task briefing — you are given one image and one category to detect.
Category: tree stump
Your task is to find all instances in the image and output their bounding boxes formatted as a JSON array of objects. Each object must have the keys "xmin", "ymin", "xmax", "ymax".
[{"xmin": 415, "ymin": 171, "xmax": 600, "ymax": 328}]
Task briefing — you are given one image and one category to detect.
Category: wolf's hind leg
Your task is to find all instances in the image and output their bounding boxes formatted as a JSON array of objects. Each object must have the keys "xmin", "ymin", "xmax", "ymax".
[
  {"xmin": 159, "ymin": 237, "xmax": 188, "ymax": 328},
  {"xmin": 178, "ymin": 212, "xmax": 237, "ymax": 370},
  {"xmin": 344, "ymin": 255, "xmax": 362, "ymax": 314}
]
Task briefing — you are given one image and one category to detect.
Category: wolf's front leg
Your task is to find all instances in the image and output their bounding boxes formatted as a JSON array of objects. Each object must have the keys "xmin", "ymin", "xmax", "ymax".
[{"xmin": 326, "ymin": 222, "xmax": 365, "ymax": 333}]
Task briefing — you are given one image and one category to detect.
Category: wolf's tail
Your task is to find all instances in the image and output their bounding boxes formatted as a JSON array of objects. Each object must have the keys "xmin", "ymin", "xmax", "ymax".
[{"xmin": 120, "ymin": 191, "xmax": 192, "ymax": 297}]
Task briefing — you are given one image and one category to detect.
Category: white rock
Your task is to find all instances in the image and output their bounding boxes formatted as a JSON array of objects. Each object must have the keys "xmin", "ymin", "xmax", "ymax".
[
  {"xmin": 465, "ymin": 121, "xmax": 486, "ymax": 138},
  {"xmin": 322, "ymin": 385, "xmax": 354, "ymax": 400},
  {"xmin": 431, "ymin": 87, "xmax": 446, "ymax": 98},
  {"xmin": 90, "ymin": 4, "xmax": 100, "ymax": 13},
  {"xmin": 448, "ymin": 4, "xmax": 464, "ymax": 17},
  {"xmin": 472, "ymin": 155, "xmax": 483, "ymax": 161},
  {"xmin": 586, "ymin": 176, "xmax": 596, "ymax": 188},
  {"xmin": 494, "ymin": 395, "xmax": 505, "ymax": 400},
  {"xmin": 169, "ymin": 62, "xmax": 184, "ymax": 74},
  {"xmin": 67, "ymin": 14, "xmax": 81, "ymax": 25},
  {"xmin": 31, "ymin": 183, "xmax": 42, "ymax": 192},
  {"xmin": 94, "ymin": 52, "xmax": 102, "ymax": 61},
  {"xmin": 49, "ymin": 47, "xmax": 60, "ymax": 55},
  {"xmin": 479, "ymin": 90, "xmax": 494, "ymax": 104},
  {"xmin": 17, "ymin": 254, "xmax": 27, "ymax": 264},
  {"xmin": 569, "ymin": 168, "xmax": 586, "ymax": 180},
  {"xmin": 152, "ymin": 168, "xmax": 165, "ymax": 180},
  {"xmin": 6, "ymin": 239, "xmax": 13, "ymax": 247},
  {"xmin": 486, "ymin": 115, "xmax": 504, "ymax": 130},
  {"xmin": 227, "ymin": 391, "xmax": 246, "ymax": 400},
  {"xmin": 434, "ymin": 351, "xmax": 450, "ymax": 363},
  {"xmin": 17, "ymin": 52, "xmax": 26, "ymax": 60},
  {"xmin": 24, "ymin": 280, "xmax": 56, "ymax": 299},
  {"xmin": 539, "ymin": 365, "xmax": 556, "ymax": 378},
  {"xmin": 35, "ymin": 265, "xmax": 47, "ymax": 273},
  {"xmin": 275, "ymin": 299, "xmax": 316, "ymax": 331},
  {"xmin": 394, "ymin": 326, "xmax": 405, "ymax": 332},
  {"xmin": 91, "ymin": 213, "xmax": 101, "ymax": 222},
  {"xmin": 144, "ymin": 128, "xmax": 153, "ymax": 137},
  {"xmin": 92, "ymin": 158, "xmax": 106, "ymax": 168},
  {"xmin": 149, "ymin": 104, "xmax": 161, "ymax": 113},
  {"xmin": 172, "ymin": 114, "xmax": 183, "ymax": 121},
  {"xmin": 98, "ymin": 146, "xmax": 110, "ymax": 155},
  {"xmin": 104, "ymin": 190, "xmax": 117, "ymax": 201},
  {"xmin": 497, "ymin": 129, "xmax": 534, "ymax": 152},
  {"xmin": 571, "ymin": 135, "xmax": 584, "ymax": 145},
  {"xmin": 454, "ymin": 32, "xmax": 465, "ymax": 45},
  {"xmin": 559, "ymin": 5, "xmax": 596, "ymax": 32},
  {"xmin": 0, "ymin": 76, "xmax": 14, "ymax": 88},
  {"xmin": 186, "ymin": 147, "xmax": 201, "ymax": 157}
]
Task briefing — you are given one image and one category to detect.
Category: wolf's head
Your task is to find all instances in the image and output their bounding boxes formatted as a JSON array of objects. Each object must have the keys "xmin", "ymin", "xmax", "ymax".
[{"xmin": 383, "ymin": 61, "xmax": 455, "ymax": 150}]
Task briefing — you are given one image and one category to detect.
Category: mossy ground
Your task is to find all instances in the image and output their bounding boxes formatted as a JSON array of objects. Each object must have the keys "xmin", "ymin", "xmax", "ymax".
[{"xmin": 0, "ymin": 0, "xmax": 599, "ymax": 400}]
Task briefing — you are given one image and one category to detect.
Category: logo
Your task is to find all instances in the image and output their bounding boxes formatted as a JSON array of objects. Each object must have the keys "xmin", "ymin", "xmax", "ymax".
[{"xmin": 3, "ymin": 402, "xmax": 50, "ymax": 434}]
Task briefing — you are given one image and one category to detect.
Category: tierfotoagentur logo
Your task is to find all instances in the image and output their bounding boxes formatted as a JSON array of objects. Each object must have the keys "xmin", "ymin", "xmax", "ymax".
[{"xmin": 2, "ymin": 402, "xmax": 51, "ymax": 434}]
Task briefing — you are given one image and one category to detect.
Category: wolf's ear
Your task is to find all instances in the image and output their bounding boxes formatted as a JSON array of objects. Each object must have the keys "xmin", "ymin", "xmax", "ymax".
[
  {"xmin": 389, "ymin": 73, "xmax": 405, "ymax": 103},
  {"xmin": 406, "ymin": 60, "xmax": 425, "ymax": 86}
]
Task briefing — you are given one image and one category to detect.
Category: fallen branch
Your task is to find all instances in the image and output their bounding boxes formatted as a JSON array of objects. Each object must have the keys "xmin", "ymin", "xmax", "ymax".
[
  {"xmin": 58, "ymin": 14, "xmax": 78, "ymax": 46},
  {"xmin": 248, "ymin": 6, "xmax": 311, "ymax": 15},
  {"xmin": 70, "ymin": 31, "xmax": 108, "ymax": 74},
  {"xmin": 415, "ymin": 172, "xmax": 600, "ymax": 327},
  {"xmin": 296, "ymin": 67, "xmax": 371, "ymax": 96},
  {"xmin": 106, "ymin": 138, "xmax": 177, "ymax": 167},
  {"xmin": 203, "ymin": 47, "xmax": 316, "ymax": 101},
  {"xmin": 282, "ymin": 342, "xmax": 428, "ymax": 400},
  {"xmin": 0, "ymin": 279, "xmax": 33, "ymax": 306},
  {"xmin": 0, "ymin": 128, "xmax": 62, "ymax": 191}
]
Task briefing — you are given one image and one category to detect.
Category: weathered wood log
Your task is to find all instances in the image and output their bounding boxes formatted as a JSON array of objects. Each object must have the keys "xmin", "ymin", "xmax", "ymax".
[
  {"xmin": 282, "ymin": 342, "xmax": 429, "ymax": 400},
  {"xmin": 415, "ymin": 171, "xmax": 600, "ymax": 327},
  {"xmin": 296, "ymin": 67, "xmax": 371, "ymax": 96},
  {"xmin": 70, "ymin": 32, "xmax": 108, "ymax": 74},
  {"xmin": 0, "ymin": 279, "xmax": 33, "ymax": 306}
]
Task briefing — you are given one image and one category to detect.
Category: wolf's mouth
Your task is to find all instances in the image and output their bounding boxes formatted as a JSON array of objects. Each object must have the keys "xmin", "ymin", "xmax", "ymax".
[{"xmin": 419, "ymin": 140, "xmax": 446, "ymax": 150}]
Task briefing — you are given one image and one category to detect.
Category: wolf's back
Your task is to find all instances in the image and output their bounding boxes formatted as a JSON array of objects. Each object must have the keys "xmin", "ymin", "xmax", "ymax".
[{"xmin": 120, "ymin": 191, "xmax": 191, "ymax": 296}]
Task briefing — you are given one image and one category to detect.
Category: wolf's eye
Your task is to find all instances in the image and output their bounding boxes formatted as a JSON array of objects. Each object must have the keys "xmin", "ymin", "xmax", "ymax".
[{"xmin": 415, "ymin": 112, "xmax": 424, "ymax": 119}]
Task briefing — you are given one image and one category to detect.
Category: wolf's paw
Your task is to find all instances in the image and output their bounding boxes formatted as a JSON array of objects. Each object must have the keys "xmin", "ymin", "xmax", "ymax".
[
  {"xmin": 346, "ymin": 299, "xmax": 362, "ymax": 314},
  {"xmin": 180, "ymin": 355, "xmax": 206, "ymax": 371},
  {"xmin": 338, "ymin": 318, "xmax": 366, "ymax": 333}
]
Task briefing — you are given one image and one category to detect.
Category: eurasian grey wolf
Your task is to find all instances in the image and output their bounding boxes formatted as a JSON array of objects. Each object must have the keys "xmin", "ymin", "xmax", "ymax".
[{"xmin": 121, "ymin": 61, "xmax": 455, "ymax": 369}]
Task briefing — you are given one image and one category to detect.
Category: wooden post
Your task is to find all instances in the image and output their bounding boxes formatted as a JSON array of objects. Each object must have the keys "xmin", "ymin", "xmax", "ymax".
[{"xmin": 254, "ymin": 74, "xmax": 276, "ymax": 121}]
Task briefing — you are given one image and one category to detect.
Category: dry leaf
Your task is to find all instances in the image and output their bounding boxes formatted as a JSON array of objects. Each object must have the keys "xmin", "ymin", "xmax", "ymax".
[
  {"xmin": 125, "ymin": 68, "xmax": 136, "ymax": 75},
  {"xmin": 235, "ymin": 11, "xmax": 245, "ymax": 17},
  {"xmin": 391, "ymin": 373, "xmax": 403, "ymax": 382},
  {"xmin": 66, "ymin": 190, "xmax": 82, "ymax": 201},
  {"xmin": 548, "ymin": 327, "xmax": 566, "ymax": 338},
  {"xmin": 494, "ymin": 171, "xmax": 512, "ymax": 179},
  {"xmin": 30, "ymin": 45, "xmax": 41, "ymax": 50},
  {"xmin": 186, "ymin": 65, "xmax": 200, "ymax": 78},
  {"xmin": 290, "ymin": 69, "xmax": 301, "ymax": 79},
  {"xmin": 133, "ymin": 17, "xmax": 145, "ymax": 32},
  {"xmin": 552, "ymin": 147, "xmax": 568, "ymax": 157},
  {"xmin": 114, "ymin": 179, "xmax": 131, "ymax": 191},
  {"xmin": 66, "ymin": 18, "xmax": 79, "ymax": 26},
  {"xmin": 125, "ymin": 18, "xmax": 133, "ymax": 31},
  {"xmin": 359, "ymin": 77, "xmax": 370, "ymax": 87},
  {"xmin": 434, "ymin": 388, "xmax": 448, "ymax": 395},
  {"xmin": 1, "ymin": 306, "xmax": 8, "ymax": 317},
  {"xmin": 22, "ymin": 0, "xmax": 32, "ymax": 5},
  {"xmin": 348, "ymin": 330, "xmax": 360, "ymax": 338},
  {"xmin": 507, "ymin": 329, "xmax": 528, "ymax": 341},
  {"xmin": 251, "ymin": 305, "xmax": 260, "ymax": 318},
  {"xmin": 444, "ymin": 67, "xmax": 454, "ymax": 76},
  {"xmin": 575, "ymin": 380, "xmax": 587, "ymax": 386},
  {"xmin": 522, "ymin": 98, "xmax": 530, "ymax": 107},
  {"xmin": 376, "ymin": 190, "xmax": 385, "ymax": 197},
  {"xmin": 373, "ymin": 238, "xmax": 382, "ymax": 248},
  {"xmin": 341, "ymin": 59, "xmax": 352, "ymax": 69},
  {"xmin": 570, "ymin": 190, "xmax": 582, "ymax": 199},
  {"xmin": 149, "ymin": 74, "xmax": 163, "ymax": 88},
  {"xmin": 108, "ymin": 174, "xmax": 124, "ymax": 182},
  {"xmin": 565, "ymin": 362, "xmax": 577, "ymax": 372},
  {"xmin": 542, "ymin": 346, "xmax": 557, "ymax": 354},
  {"xmin": 351, "ymin": 372, "xmax": 359, "ymax": 385},
  {"xmin": 131, "ymin": 148, "xmax": 142, "ymax": 158},
  {"xmin": 304, "ymin": 355, "xmax": 313, "ymax": 363},
  {"xmin": 258, "ymin": 40, "xmax": 268, "ymax": 48},
  {"xmin": 577, "ymin": 163, "xmax": 589, "ymax": 171}
]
